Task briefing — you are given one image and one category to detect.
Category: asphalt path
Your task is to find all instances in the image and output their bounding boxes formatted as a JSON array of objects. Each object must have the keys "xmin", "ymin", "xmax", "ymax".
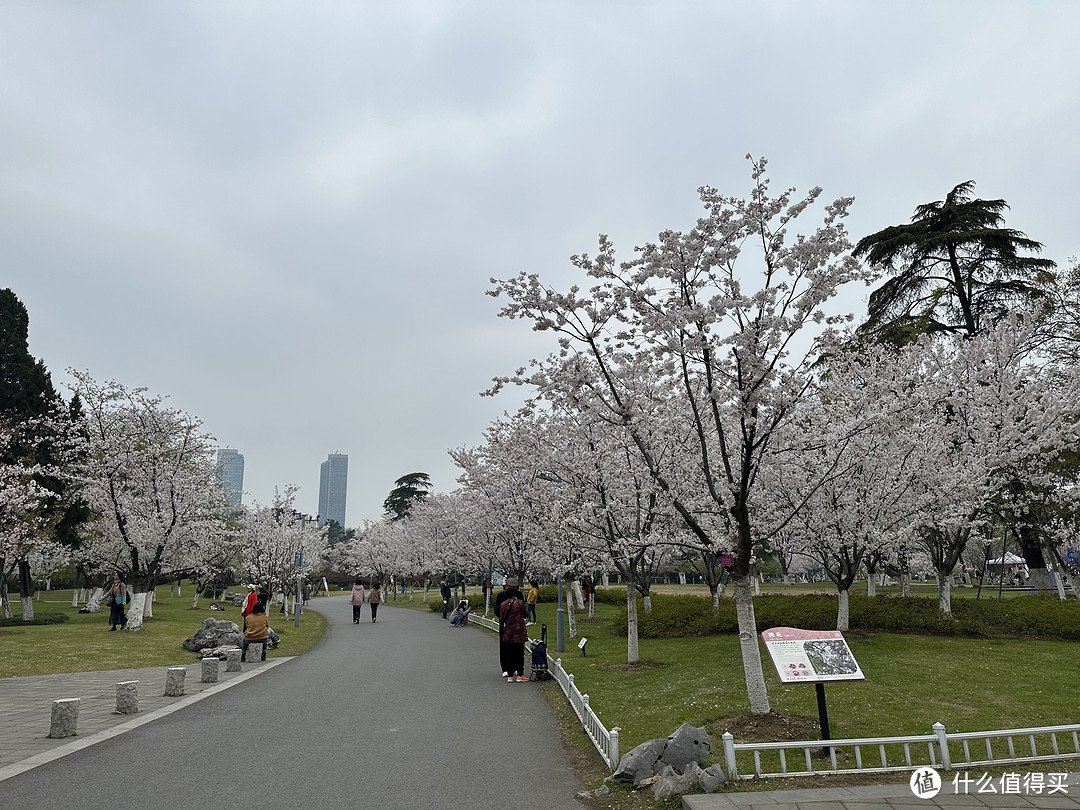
[{"xmin": 1, "ymin": 595, "xmax": 585, "ymax": 809}]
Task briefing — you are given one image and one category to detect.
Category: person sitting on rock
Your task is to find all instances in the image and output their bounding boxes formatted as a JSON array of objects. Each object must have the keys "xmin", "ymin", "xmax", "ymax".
[
  {"xmin": 242, "ymin": 602, "xmax": 270, "ymax": 662},
  {"xmin": 448, "ymin": 599, "xmax": 471, "ymax": 627}
]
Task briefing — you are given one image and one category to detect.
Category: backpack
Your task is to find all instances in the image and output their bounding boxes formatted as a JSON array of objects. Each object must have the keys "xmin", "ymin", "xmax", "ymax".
[{"xmin": 530, "ymin": 623, "xmax": 551, "ymax": 681}]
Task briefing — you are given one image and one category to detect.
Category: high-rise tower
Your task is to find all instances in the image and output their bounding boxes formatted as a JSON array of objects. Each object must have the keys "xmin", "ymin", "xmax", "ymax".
[
  {"xmin": 318, "ymin": 453, "xmax": 348, "ymax": 527},
  {"xmin": 216, "ymin": 448, "xmax": 245, "ymax": 508}
]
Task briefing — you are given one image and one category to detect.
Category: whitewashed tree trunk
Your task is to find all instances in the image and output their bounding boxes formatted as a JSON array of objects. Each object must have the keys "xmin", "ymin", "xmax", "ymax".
[
  {"xmin": 643, "ymin": 594, "xmax": 652, "ymax": 614},
  {"xmin": 71, "ymin": 589, "xmax": 80, "ymax": 608},
  {"xmin": 901, "ymin": 572, "xmax": 911, "ymax": 598},
  {"xmin": 1, "ymin": 590, "xmax": 10, "ymax": 620},
  {"xmin": 836, "ymin": 588, "xmax": 850, "ymax": 631},
  {"xmin": 571, "ymin": 580, "xmax": 585, "ymax": 611},
  {"xmin": 565, "ymin": 583, "xmax": 577, "ymax": 639},
  {"xmin": 866, "ymin": 577, "xmax": 876, "ymax": 597},
  {"xmin": 191, "ymin": 589, "xmax": 200, "ymax": 609},
  {"xmin": 754, "ymin": 576, "xmax": 761, "ymax": 596},
  {"xmin": 86, "ymin": 587, "xmax": 103, "ymax": 612},
  {"xmin": 711, "ymin": 588, "xmax": 720, "ymax": 611},
  {"xmin": 20, "ymin": 596, "xmax": 34, "ymax": 621},
  {"xmin": 126, "ymin": 591, "xmax": 147, "ymax": 630},
  {"xmin": 588, "ymin": 591, "xmax": 595, "ymax": 619},
  {"xmin": 626, "ymin": 583, "xmax": 639, "ymax": 664},
  {"xmin": 143, "ymin": 590, "xmax": 154, "ymax": 619},
  {"xmin": 733, "ymin": 575, "xmax": 770, "ymax": 714},
  {"xmin": 936, "ymin": 570, "xmax": 952, "ymax": 614}
]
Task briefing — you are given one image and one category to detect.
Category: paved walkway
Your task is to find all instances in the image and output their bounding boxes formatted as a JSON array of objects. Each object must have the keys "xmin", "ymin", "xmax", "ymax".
[
  {"xmin": 0, "ymin": 658, "xmax": 289, "ymax": 780},
  {"xmin": 2, "ymin": 600, "xmax": 1079, "ymax": 809}
]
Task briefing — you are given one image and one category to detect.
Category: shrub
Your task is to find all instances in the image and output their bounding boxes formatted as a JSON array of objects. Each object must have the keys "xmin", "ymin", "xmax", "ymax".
[
  {"xmin": 608, "ymin": 591, "xmax": 1080, "ymax": 641},
  {"xmin": 0, "ymin": 612, "xmax": 70, "ymax": 627}
]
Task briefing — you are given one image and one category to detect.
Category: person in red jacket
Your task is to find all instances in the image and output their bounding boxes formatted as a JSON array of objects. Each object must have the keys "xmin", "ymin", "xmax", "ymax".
[{"xmin": 241, "ymin": 584, "xmax": 259, "ymax": 619}]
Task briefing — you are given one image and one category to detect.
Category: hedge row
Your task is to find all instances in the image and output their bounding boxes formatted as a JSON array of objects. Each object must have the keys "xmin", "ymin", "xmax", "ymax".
[{"xmin": 606, "ymin": 591, "xmax": 1080, "ymax": 641}]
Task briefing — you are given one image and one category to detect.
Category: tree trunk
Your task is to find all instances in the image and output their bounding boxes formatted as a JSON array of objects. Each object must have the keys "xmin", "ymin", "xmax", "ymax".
[
  {"xmin": 191, "ymin": 589, "xmax": 200, "ymax": 609},
  {"xmin": 18, "ymin": 560, "xmax": 34, "ymax": 621},
  {"xmin": 733, "ymin": 575, "xmax": 770, "ymax": 714},
  {"xmin": 901, "ymin": 571, "xmax": 911, "ymax": 598},
  {"xmin": 143, "ymin": 587, "xmax": 154, "ymax": 619},
  {"xmin": 836, "ymin": 587, "xmax": 850, "ymax": 631},
  {"xmin": 588, "ymin": 590, "xmax": 595, "ymax": 619},
  {"xmin": 571, "ymin": 580, "xmax": 585, "ymax": 611},
  {"xmin": 936, "ymin": 569, "xmax": 952, "ymax": 614},
  {"xmin": 86, "ymin": 587, "xmax": 103, "ymax": 612},
  {"xmin": 565, "ymin": 582, "xmax": 577, "ymax": 639},
  {"xmin": 126, "ymin": 591, "xmax": 147, "ymax": 630},
  {"xmin": 866, "ymin": 575, "xmax": 877, "ymax": 598},
  {"xmin": 625, "ymin": 582, "xmax": 639, "ymax": 664},
  {"xmin": 710, "ymin": 586, "xmax": 720, "ymax": 612},
  {"xmin": 1024, "ymin": 545, "xmax": 1054, "ymax": 594},
  {"xmin": 642, "ymin": 594, "xmax": 652, "ymax": 614}
]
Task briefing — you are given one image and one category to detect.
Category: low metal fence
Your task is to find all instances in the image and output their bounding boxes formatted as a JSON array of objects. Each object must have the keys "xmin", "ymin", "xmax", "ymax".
[{"xmin": 722, "ymin": 721, "xmax": 1080, "ymax": 780}]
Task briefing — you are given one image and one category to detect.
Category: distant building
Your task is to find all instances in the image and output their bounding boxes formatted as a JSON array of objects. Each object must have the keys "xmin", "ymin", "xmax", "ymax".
[
  {"xmin": 318, "ymin": 453, "xmax": 348, "ymax": 527},
  {"xmin": 216, "ymin": 449, "xmax": 245, "ymax": 508}
]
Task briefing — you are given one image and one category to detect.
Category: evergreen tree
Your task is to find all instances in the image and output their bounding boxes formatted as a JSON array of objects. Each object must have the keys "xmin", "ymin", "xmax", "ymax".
[
  {"xmin": 854, "ymin": 182, "xmax": 1056, "ymax": 345},
  {"xmin": 383, "ymin": 472, "xmax": 432, "ymax": 521}
]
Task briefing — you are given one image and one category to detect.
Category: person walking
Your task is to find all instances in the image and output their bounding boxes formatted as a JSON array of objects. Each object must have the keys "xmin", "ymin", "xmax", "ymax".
[
  {"xmin": 102, "ymin": 572, "xmax": 129, "ymax": 631},
  {"xmin": 349, "ymin": 579, "xmax": 366, "ymax": 624},
  {"xmin": 241, "ymin": 602, "xmax": 270, "ymax": 662},
  {"xmin": 369, "ymin": 582, "xmax": 382, "ymax": 622},
  {"xmin": 526, "ymin": 579, "xmax": 539, "ymax": 626},
  {"xmin": 498, "ymin": 577, "xmax": 529, "ymax": 682},
  {"xmin": 440, "ymin": 577, "xmax": 452, "ymax": 620}
]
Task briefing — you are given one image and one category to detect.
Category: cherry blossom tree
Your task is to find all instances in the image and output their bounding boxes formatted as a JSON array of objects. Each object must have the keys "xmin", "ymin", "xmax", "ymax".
[
  {"xmin": 67, "ymin": 372, "xmax": 231, "ymax": 630},
  {"xmin": 489, "ymin": 158, "xmax": 875, "ymax": 713}
]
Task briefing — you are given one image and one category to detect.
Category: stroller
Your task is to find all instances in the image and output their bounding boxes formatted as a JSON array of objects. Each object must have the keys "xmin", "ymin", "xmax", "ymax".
[{"xmin": 530, "ymin": 623, "xmax": 551, "ymax": 681}]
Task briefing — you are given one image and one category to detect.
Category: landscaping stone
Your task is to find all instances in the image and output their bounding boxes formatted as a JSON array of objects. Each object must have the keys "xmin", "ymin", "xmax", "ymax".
[
  {"xmin": 661, "ymin": 722, "xmax": 714, "ymax": 772},
  {"xmin": 652, "ymin": 763, "xmax": 698, "ymax": 800},
  {"xmin": 201, "ymin": 657, "xmax": 219, "ymax": 683},
  {"xmin": 698, "ymin": 763, "xmax": 727, "ymax": 793},
  {"xmin": 608, "ymin": 722, "xmax": 714, "ymax": 787},
  {"xmin": 225, "ymin": 648, "xmax": 242, "ymax": 671},
  {"xmin": 115, "ymin": 681, "xmax": 139, "ymax": 714},
  {"xmin": 48, "ymin": 698, "xmax": 80, "ymax": 738},
  {"xmin": 182, "ymin": 618, "xmax": 243, "ymax": 652}
]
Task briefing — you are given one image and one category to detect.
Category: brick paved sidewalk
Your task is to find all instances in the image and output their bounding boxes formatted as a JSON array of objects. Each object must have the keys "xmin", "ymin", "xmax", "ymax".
[{"xmin": 0, "ymin": 658, "xmax": 289, "ymax": 781}]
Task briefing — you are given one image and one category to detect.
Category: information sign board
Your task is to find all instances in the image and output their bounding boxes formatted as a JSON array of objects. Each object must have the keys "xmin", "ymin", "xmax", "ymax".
[{"xmin": 761, "ymin": 627, "xmax": 864, "ymax": 684}]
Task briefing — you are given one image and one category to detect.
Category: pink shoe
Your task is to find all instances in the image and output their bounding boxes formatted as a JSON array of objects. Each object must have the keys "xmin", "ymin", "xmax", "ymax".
[
  {"xmin": 516, "ymin": 675, "xmax": 529, "ymax": 682},
  {"xmin": 507, "ymin": 676, "xmax": 514, "ymax": 683}
]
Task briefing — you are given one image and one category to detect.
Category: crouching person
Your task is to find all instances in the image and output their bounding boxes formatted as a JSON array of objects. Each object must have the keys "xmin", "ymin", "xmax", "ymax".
[
  {"xmin": 242, "ymin": 603, "xmax": 270, "ymax": 662},
  {"xmin": 448, "ymin": 599, "xmax": 471, "ymax": 627}
]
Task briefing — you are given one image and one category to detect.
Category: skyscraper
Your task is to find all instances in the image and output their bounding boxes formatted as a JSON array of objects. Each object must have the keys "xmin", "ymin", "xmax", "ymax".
[
  {"xmin": 318, "ymin": 453, "xmax": 348, "ymax": 527},
  {"xmin": 216, "ymin": 448, "xmax": 244, "ymax": 508}
]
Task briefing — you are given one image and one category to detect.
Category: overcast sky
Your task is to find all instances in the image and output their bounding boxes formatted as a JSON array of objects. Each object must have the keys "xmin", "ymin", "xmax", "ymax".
[{"xmin": 3, "ymin": 1, "xmax": 1078, "ymax": 525}]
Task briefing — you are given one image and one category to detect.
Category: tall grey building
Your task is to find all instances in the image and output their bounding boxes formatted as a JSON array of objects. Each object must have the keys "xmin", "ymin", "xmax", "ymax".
[
  {"xmin": 216, "ymin": 449, "xmax": 245, "ymax": 508},
  {"xmin": 318, "ymin": 453, "xmax": 348, "ymax": 527}
]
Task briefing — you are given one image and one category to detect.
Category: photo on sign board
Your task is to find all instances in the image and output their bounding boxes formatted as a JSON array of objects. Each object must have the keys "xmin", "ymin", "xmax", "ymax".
[{"xmin": 803, "ymin": 640, "xmax": 859, "ymax": 676}]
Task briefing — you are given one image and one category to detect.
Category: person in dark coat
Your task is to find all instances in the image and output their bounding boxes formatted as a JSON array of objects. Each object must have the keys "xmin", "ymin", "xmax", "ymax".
[
  {"xmin": 440, "ymin": 577, "xmax": 452, "ymax": 619},
  {"xmin": 497, "ymin": 577, "xmax": 529, "ymax": 682}
]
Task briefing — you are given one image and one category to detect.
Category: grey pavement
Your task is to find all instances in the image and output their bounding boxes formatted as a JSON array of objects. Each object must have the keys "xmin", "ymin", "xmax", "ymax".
[{"xmin": 3, "ymin": 599, "xmax": 1079, "ymax": 809}]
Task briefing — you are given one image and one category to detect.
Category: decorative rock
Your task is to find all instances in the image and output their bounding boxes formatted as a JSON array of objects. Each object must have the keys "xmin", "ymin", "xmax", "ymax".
[
  {"xmin": 201, "ymin": 657, "xmax": 219, "ymax": 683},
  {"xmin": 653, "ymin": 763, "xmax": 699, "ymax": 800},
  {"xmin": 182, "ymin": 618, "xmax": 244, "ymax": 652},
  {"xmin": 698, "ymin": 763, "xmax": 728, "ymax": 793},
  {"xmin": 49, "ymin": 698, "xmax": 80, "ymax": 738},
  {"xmin": 115, "ymin": 681, "xmax": 139, "ymax": 714},
  {"xmin": 608, "ymin": 722, "xmax": 714, "ymax": 787},
  {"xmin": 164, "ymin": 666, "xmax": 187, "ymax": 696},
  {"xmin": 226, "ymin": 649, "xmax": 242, "ymax": 672},
  {"xmin": 661, "ymin": 722, "xmax": 714, "ymax": 772}
]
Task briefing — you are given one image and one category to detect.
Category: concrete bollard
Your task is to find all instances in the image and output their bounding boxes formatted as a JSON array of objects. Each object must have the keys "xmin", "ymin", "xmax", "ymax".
[
  {"xmin": 115, "ymin": 681, "xmax": 139, "ymax": 714},
  {"xmin": 49, "ymin": 698, "xmax": 80, "ymax": 738},
  {"xmin": 225, "ymin": 649, "xmax": 242, "ymax": 672},
  {"xmin": 164, "ymin": 666, "xmax": 187, "ymax": 696},
  {"xmin": 200, "ymin": 657, "xmax": 219, "ymax": 683}
]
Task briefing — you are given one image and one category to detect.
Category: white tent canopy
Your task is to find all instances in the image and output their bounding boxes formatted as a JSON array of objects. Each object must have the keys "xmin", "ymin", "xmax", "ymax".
[{"xmin": 986, "ymin": 552, "xmax": 1027, "ymax": 567}]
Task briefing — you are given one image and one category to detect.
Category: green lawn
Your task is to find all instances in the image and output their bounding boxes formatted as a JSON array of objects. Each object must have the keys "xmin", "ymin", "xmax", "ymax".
[{"xmin": 0, "ymin": 588, "xmax": 327, "ymax": 678}]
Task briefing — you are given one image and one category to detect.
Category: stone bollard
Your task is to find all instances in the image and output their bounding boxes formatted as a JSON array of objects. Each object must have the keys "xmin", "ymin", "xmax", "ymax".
[
  {"xmin": 115, "ymin": 681, "xmax": 139, "ymax": 714},
  {"xmin": 49, "ymin": 698, "xmax": 80, "ymax": 738},
  {"xmin": 164, "ymin": 666, "xmax": 187, "ymax": 696},
  {"xmin": 200, "ymin": 657, "xmax": 219, "ymax": 683},
  {"xmin": 225, "ymin": 648, "xmax": 242, "ymax": 672}
]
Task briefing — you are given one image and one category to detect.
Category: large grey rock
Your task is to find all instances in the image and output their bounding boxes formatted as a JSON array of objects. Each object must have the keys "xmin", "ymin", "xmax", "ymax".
[
  {"xmin": 610, "ymin": 738, "xmax": 667, "ymax": 785},
  {"xmin": 698, "ymin": 763, "xmax": 728, "ymax": 793},
  {"xmin": 662, "ymin": 722, "xmax": 714, "ymax": 772},
  {"xmin": 182, "ymin": 618, "xmax": 243, "ymax": 652},
  {"xmin": 608, "ymin": 722, "xmax": 715, "ymax": 787},
  {"xmin": 652, "ymin": 764, "xmax": 698, "ymax": 801}
]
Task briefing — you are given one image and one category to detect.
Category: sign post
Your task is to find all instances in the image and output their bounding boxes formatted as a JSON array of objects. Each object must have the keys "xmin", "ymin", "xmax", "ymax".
[{"xmin": 761, "ymin": 627, "xmax": 865, "ymax": 754}]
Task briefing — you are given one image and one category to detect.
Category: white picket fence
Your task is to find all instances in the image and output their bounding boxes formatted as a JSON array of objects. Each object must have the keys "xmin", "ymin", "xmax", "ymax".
[
  {"xmin": 722, "ymin": 721, "xmax": 1080, "ymax": 780},
  {"xmin": 469, "ymin": 613, "xmax": 620, "ymax": 770}
]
